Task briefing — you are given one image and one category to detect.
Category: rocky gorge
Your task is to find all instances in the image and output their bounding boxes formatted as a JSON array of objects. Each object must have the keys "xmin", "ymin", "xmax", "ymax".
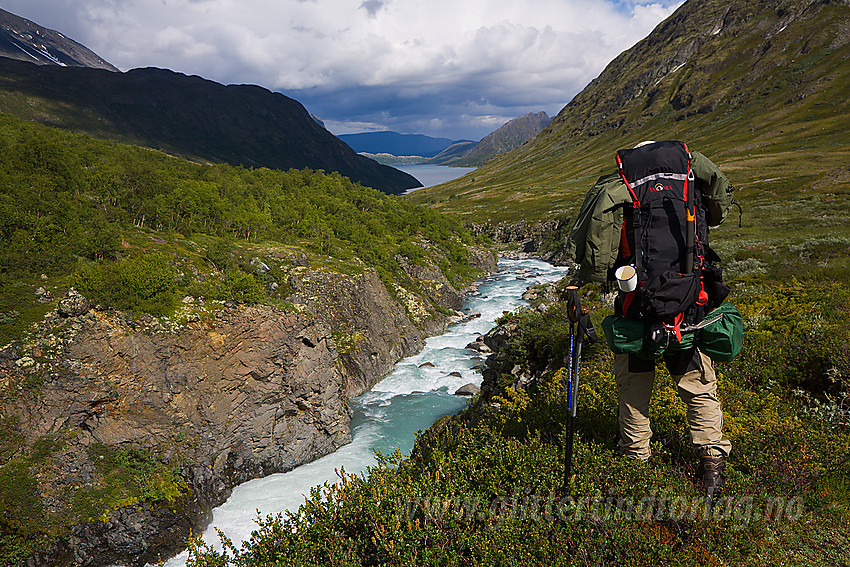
[
  {"xmin": 0, "ymin": 250, "xmax": 496, "ymax": 567},
  {"xmin": 467, "ymin": 218, "xmax": 573, "ymax": 266}
]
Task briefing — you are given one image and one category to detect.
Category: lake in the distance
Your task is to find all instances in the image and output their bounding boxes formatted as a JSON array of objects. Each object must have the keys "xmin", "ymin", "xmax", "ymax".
[{"xmin": 395, "ymin": 164, "xmax": 476, "ymax": 193}]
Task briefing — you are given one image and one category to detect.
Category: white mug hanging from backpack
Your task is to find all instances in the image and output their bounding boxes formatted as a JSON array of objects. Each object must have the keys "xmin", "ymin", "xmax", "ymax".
[{"xmin": 615, "ymin": 265, "xmax": 638, "ymax": 292}]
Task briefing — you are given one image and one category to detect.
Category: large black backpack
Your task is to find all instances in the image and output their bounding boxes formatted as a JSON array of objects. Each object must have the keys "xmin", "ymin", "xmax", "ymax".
[{"xmin": 614, "ymin": 141, "xmax": 729, "ymax": 334}]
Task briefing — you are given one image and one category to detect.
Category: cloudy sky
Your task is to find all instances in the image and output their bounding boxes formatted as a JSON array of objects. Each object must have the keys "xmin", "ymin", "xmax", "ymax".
[{"xmin": 4, "ymin": 0, "xmax": 681, "ymax": 140}]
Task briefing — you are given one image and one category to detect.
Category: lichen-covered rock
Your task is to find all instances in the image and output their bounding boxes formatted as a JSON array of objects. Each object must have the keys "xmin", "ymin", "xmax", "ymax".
[{"xmin": 57, "ymin": 289, "xmax": 90, "ymax": 318}]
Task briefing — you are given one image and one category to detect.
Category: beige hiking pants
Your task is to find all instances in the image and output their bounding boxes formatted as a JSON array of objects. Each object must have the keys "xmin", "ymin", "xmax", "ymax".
[{"xmin": 613, "ymin": 349, "xmax": 731, "ymax": 460}]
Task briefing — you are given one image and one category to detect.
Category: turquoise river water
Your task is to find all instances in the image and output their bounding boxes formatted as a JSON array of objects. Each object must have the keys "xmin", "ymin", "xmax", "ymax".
[{"xmin": 162, "ymin": 258, "xmax": 566, "ymax": 565}]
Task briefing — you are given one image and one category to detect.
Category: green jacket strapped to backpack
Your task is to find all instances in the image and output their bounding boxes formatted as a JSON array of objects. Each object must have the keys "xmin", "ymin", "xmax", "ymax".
[{"xmin": 566, "ymin": 151, "xmax": 734, "ymax": 284}]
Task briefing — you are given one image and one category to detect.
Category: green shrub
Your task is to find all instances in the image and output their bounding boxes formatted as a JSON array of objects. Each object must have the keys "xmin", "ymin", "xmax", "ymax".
[
  {"xmin": 186, "ymin": 268, "xmax": 266, "ymax": 305},
  {"xmin": 72, "ymin": 444, "xmax": 186, "ymax": 524},
  {"xmin": 75, "ymin": 253, "xmax": 177, "ymax": 316},
  {"xmin": 204, "ymin": 239, "xmax": 236, "ymax": 272},
  {"xmin": 219, "ymin": 269, "xmax": 265, "ymax": 304}
]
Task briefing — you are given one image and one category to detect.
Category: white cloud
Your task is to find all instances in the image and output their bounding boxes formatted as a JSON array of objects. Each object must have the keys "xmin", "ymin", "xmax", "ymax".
[{"xmin": 2, "ymin": 0, "xmax": 682, "ymax": 139}]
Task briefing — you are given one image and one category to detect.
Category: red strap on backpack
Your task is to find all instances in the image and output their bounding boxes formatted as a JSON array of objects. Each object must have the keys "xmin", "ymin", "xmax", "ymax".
[
  {"xmin": 665, "ymin": 311, "xmax": 686, "ymax": 342},
  {"xmin": 616, "ymin": 153, "xmax": 641, "ymax": 208},
  {"xmin": 623, "ymin": 290, "xmax": 636, "ymax": 315}
]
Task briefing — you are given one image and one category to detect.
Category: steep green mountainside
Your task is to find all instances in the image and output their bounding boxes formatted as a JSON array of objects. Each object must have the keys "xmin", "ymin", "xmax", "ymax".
[
  {"xmin": 0, "ymin": 57, "xmax": 420, "ymax": 194},
  {"xmin": 449, "ymin": 111, "xmax": 551, "ymax": 167},
  {"xmin": 426, "ymin": 140, "xmax": 478, "ymax": 164},
  {"xmin": 409, "ymin": 0, "xmax": 850, "ymax": 225}
]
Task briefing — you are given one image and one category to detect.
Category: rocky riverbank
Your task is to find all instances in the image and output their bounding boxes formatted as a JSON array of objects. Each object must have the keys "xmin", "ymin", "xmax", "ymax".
[
  {"xmin": 0, "ymin": 251, "xmax": 496, "ymax": 567},
  {"xmin": 467, "ymin": 218, "xmax": 573, "ymax": 266}
]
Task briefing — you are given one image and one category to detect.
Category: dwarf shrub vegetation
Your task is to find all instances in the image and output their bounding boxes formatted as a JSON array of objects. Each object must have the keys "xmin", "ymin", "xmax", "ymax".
[
  {"xmin": 186, "ymin": 274, "xmax": 850, "ymax": 567},
  {"xmin": 73, "ymin": 253, "xmax": 178, "ymax": 316}
]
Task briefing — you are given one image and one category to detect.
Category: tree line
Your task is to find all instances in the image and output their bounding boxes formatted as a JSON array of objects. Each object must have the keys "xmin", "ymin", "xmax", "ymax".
[{"xmin": 0, "ymin": 114, "xmax": 476, "ymax": 285}]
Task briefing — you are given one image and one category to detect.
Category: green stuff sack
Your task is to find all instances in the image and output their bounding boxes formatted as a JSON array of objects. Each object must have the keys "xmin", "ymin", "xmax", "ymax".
[
  {"xmin": 602, "ymin": 314, "xmax": 645, "ymax": 355},
  {"xmin": 603, "ymin": 314, "xmax": 696, "ymax": 359},
  {"xmin": 698, "ymin": 301, "xmax": 744, "ymax": 362}
]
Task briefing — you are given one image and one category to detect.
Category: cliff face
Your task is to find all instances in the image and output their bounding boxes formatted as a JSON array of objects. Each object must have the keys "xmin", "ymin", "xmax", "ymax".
[
  {"xmin": 467, "ymin": 218, "xmax": 575, "ymax": 266},
  {"xmin": 11, "ymin": 304, "xmax": 347, "ymax": 567},
  {"xmin": 1, "ymin": 255, "xmax": 496, "ymax": 567}
]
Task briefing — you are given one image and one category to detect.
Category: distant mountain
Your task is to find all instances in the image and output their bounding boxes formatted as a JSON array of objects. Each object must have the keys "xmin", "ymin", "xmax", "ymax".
[
  {"xmin": 0, "ymin": 8, "xmax": 117, "ymax": 71},
  {"xmin": 339, "ymin": 131, "xmax": 463, "ymax": 158},
  {"xmin": 0, "ymin": 58, "xmax": 420, "ymax": 194},
  {"xmin": 444, "ymin": 111, "xmax": 551, "ymax": 166},
  {"xmin": 427, "ymin": 141, "xmax": 479, "ymax": 164}
]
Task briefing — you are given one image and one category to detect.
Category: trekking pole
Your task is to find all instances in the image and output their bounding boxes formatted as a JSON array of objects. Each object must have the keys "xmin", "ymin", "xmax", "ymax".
[
  {"xmin": 561, "ymin": 287, "xmax": 598, "ymax": 497},
  {"xmin": 562, "ymin": 286, "xmax": 581, "ymax": 496}
]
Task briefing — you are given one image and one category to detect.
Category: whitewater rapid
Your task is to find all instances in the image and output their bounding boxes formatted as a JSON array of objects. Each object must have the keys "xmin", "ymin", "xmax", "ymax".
[{"xmin": 163, "ymin": 258, "xmax": 566, "ymax": 565}]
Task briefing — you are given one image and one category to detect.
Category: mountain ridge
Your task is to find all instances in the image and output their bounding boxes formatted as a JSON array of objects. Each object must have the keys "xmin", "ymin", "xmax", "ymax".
[
  {"xmin": 339, "ymin": 131, "xmax": 463, "ymax": 158},
  {"xmin": 0, "ymin": 8, "xmax": 117, "ymax": 71},
  {"xmin": 0, "ymin": 57, "xmax": 420, "ymax": 194},
  {"xmin": 449, "ymin": 111, "xmax": 551, "ymax": 167}
]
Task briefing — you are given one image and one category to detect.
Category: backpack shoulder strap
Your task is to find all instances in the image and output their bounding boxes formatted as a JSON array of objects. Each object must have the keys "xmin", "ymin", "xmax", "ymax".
[{"xmin": 566, "ymin": 172, "xmax": 632, "ymax": 283}]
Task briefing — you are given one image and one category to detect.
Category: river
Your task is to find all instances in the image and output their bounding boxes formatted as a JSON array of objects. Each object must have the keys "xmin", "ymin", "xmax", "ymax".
[{"xmin": 163, "ymin": 258, "xmax": 566, "ymax": 566}]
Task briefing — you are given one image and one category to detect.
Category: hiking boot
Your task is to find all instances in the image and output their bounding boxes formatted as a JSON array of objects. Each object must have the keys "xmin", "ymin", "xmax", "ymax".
[{"xmin": 698, "ymin": 456, "xmax": 725, "ymax": 496}]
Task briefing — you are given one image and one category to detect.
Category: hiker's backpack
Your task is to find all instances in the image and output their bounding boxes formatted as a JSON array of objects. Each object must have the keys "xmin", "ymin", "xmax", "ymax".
[
  {"xmin": 614, "ymin": 140, "xmax": 729, "ymax": 338},
  {"xmin": 566, "ymin": 143, "xmax": 737, "ymax": 286}
]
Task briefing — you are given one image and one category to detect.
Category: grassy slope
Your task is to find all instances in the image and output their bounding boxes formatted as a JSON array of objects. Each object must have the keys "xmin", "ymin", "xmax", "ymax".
[{"xmin": 408, "ymin": 1, "xmax": 850, "ymax": 233}]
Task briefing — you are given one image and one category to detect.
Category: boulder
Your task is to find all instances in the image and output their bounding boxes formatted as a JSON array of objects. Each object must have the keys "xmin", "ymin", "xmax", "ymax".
[
  {"xmin": 35, "ymin": 287, "xmax": 54, "ymax": 303},
  {"xmin": 57, "ymin": 289, "xmax": 90, "ymax": 318},
  {"xmin": 455, "ymin": 383, "xmax": 480, "ymax": 397},
  {"xmin": 482, "ymin": 323, "xmax": 515, "ymax": 353},
  {"xmin": 292, "ymin": 253, "xmax": 309, "ymax": 267},
  {"xmin": 465, "ymin": 337, "xmax": 491, "ymax": 353},
  {"xmin": 0, "ymin": 342, "xmax": 21, "ymax": 361}
]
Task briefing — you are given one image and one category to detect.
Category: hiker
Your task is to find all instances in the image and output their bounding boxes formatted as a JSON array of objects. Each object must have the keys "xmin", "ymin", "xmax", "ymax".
[{"xmin": 566, "ymin": 140, "xmax": 738, "ymax": 494}]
